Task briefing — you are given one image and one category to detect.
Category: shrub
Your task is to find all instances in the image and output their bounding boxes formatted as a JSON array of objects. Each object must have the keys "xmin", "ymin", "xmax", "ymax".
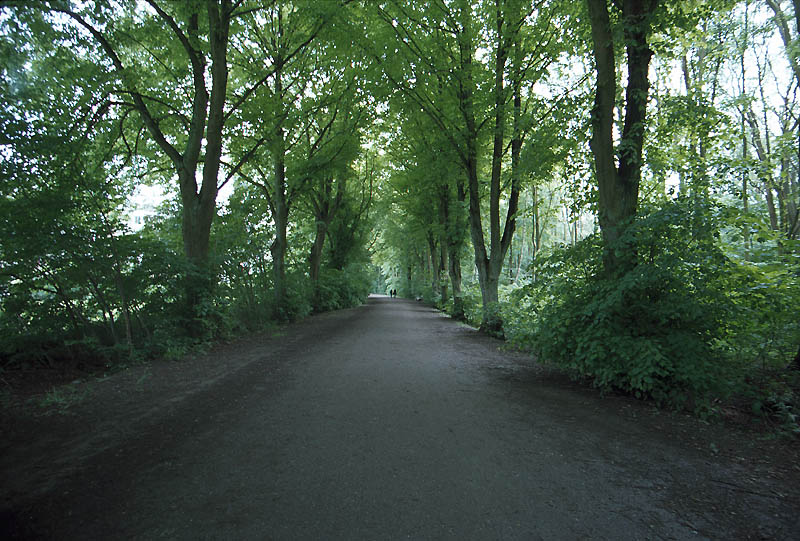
[
  {"xmin": 506, "ymin": 199, "xmax": 759, "ymax": 411},
  {"xmin": 313, "ymin": 264, "xmax": 371, "ymax": 313}
]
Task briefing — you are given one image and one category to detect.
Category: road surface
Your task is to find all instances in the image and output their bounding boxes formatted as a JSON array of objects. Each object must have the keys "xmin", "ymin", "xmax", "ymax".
[{"xmin": 2, "ymin": 295, "xmax": 798, "ymax": 539}]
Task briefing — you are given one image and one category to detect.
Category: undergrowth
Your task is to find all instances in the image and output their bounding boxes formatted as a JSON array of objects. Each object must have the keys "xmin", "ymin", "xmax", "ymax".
[{"xmin": 503, "ymin": 199, "xmax": 800, "ymax": 420}]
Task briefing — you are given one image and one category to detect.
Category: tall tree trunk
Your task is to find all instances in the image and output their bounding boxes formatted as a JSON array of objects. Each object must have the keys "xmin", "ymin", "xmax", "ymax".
[
  {"xmin": 747, "ymin": 109, "xmax": 781, "ymax": 231},
  {"xmin": 434, "ymin": 186, "xmax": 449, "ymax": 306},
  {"xmin": 309, "ymin": 175, "xmax": 343, "ymax": 283},
  {"xmin": 776, "ymin": 159, "xmax": 800, "ymax": 239},
  {"xmin": 510, "ymin": 39, "xmax": 523, "ymax": 279},
  {"xmin": 102, "ymin": 222, "xmax": 135, "ymax": 357},
  {"xmin": 439, "ymin": 239, "xmax": 448, "ymax": 305},
  {"xmin": 442, "ymin": 179, "xmax": 466, "ymax": 320},
  {"xmin": 86, "ymin": 275, "xmax": 118, "ymax": 344},
  {"xmin": 459, "ymin": 0, "xmax": 520, "ymax": 336},
  {"xmin": 113, "ymin": 271, "xmax": 135, "ymax": 357},
  {"xmin": 587, "ymin": 0, "xmax": 618, "ymax": 269},
  {"xmin": 459, "ymin": 2, "xmax": 492, "ymax": 329},
  {"xmin": 47, "ymin": 274, "xmax": 86, "ymax": 340},
  {"xmin": 271, "ymin": 124, "xmax": 289, "ymax": 318},
  {"xmin": 788, "ymin": 173, "xmax": 800, "ymax": 238},
  {"xmin": 309, "ymin": 221, "xmax": 327, "ymax": 283},
  {"xmin": 180, "ymin": 183, "xmax": 215, "ymax": 264},
  {"xmin": 766, "ymin": 187, "xmax": 780, "ymax": 231},
  {"xmin": 531, "ymin": 186, "xmax": 542, "ymax": 281},
  {"xmin": 270, "ymin": 19, "xmax": 289, "ymax": 318},
  {"xmin": 448, "ymin": 249, "xmax": 464, "ymax": 320},
  {"xmin": 741, "ymin": 1, "xmax": 750, "ymax": 255},
  {"xmin": 587, "ymin": 0, "xmax": 657, "ymax": 276},
  {"xmin": 427, "ymin": 232, "xmax": 441, "ymax": 302}
]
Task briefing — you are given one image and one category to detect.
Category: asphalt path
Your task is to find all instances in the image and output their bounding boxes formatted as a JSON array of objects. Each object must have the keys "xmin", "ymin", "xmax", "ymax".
[{"xmin": 3, "ymin": 295, "xmax": 798, "ymax": 539}]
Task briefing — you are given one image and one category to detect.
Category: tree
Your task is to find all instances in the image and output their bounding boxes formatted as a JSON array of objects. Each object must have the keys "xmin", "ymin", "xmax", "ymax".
[
  {"xmin": 762, "ymin": 0, "xmax": 800, "ymax": 239},
  {"xmin": 383, "ymin": 100, "xmax": 467, "ymax": 312},
  {"xmin": 0, "ymin": 7, "xmax": 129, "ymax": 358},
  {"xmin": 296, "ymin": 82, "xmax": 368, "ymax": 285},
  {"xmin": 51, "ymin": 2, "xmax": 231, "ymax": 263},
  {"xmin": 585, "ymin": 0, "xmax": 659, "ymax": 275},
  {"xmin": 369, "ymin": 0, "xmax": 562, "ymax": 334},
  {"xmin": 229, "ymin": 0, "xmax": 356, "ymax": 317},
  {"xmin": 0, "ymin": 1, "xmax": 279, "ymax": 323}
]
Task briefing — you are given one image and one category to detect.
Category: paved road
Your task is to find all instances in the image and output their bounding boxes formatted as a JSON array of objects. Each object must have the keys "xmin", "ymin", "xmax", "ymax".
[{"xmin": 3, "ymin": 296, "xmax": 799, "ymax": 539}]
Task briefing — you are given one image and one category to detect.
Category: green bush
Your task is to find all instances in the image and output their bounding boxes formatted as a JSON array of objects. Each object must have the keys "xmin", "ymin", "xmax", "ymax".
[
  {"xmin": 505, "ymin": 199, "xmax": 783, "ymax": 411},
  {"xmin": 313, "ymin": 264, "xmax": 371, "ymax": 313},
  {"xmin": 460, "ymin": 280, "xmax": 484, "ymax": 328}
]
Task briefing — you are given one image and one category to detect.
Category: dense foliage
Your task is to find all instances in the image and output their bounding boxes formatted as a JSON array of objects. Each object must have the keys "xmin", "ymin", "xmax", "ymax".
[
  {"xmin": 504, "ymin": 200, "xmax": 800, "ymax": 411},
  {"xmin": 0, "ymin": 1, "xmax": 375, "ymax": 372}
]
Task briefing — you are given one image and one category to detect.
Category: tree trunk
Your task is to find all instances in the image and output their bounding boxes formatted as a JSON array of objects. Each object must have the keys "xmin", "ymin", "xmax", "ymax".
[
  {"xmin": 510, "ymin": 40, "xmax": 523, "ymax": 281},
  {"xmin": 180, "ymin": 3, "xmax": 230, "ymax": 317},
  {"xmin": 458, "ymin": 0, "xmax": 520, "ymax": 337},
  {"xmin": 180, "ymin": 170, "xmax": 216, "ymax": 327},
  {"xmin": 460, "ymin": 11, "xmax": 496, "ymax": 331},
  {"xmin": 441, "ymin": 179, "xmax": 466, "ymax": 320},
  {"xmin": 271, "ymin": 135, "xmax": 289, "ymax": 318},
  {"xmin": 50, "ymin": 277, "xmax": 85, "ymax": 339},
  {"xmin": 448, "ymin": 248, "xmax": 465, "ymax": 320},
  {"xmin": 309, "ymin": 220, "xmax": 327, "ymax": 283},
  {"xmin": 531, "ymin": 186, "xmax": 542, "ymax": 281},
  {"xmin": 133, "ymin": 305, "xmax": 152, "ymax": 342},
  {"xmin": 587, "ymin": 0, "xmax": 657, "ymax": 276},
  {"xmin": 309, "ymin": 174, "xmax": 344, "ymax": 283},
  {"xmin": 270, "ymin": 28, "xmax": 290, "ymax": 319},
  {"xmin": 113, "ymin": 271, "xmax": 135, "ymax": 358},
  {"xmin": 778, "ymin": 160, "xmax": 800, "ymax": 239},
  {"xmin": 427, "ymin": 232, "xmax": 442, "ymax": 303},
  {"xmin": 183, "ymin": 2, "xmax": 230, "ymax": 323},
  {"xmin": 766, "ymin": 187, "xmax": 780, "ymax": 231},
  {"xmin": 180, "ymin": 185, "xmax": 215, "ymax": 265},
  {"xmin": 435, "ymin": 185, "xmax": 450, "ymax": 307},
  {"xmin": 587, "ymin": 0, "xmax": 618, "ymax": 270},
  {"xmin": 788, "ymin": 174, "xmax": 800, "ymax": 238},
  {"xmin": 87, "ymin": 275, "xmax": 118, "ymax": 344},
  {"xmin": 439, "ymin": 239, "xmax": 448, "ymax": 305},
  {"xmin": 741, "ymin": 3, "xmax": 750, "ymax": 255}
]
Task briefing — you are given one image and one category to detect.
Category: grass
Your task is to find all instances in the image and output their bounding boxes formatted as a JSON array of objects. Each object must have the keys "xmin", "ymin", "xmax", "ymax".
[{"xmin": 32, "ymin": 382, "xmax": 89, "ymax": 415}]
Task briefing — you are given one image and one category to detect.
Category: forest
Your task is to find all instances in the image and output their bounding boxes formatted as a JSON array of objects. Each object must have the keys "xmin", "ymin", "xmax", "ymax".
[{"xmin": 1, "ymin": 0, "xmax": 799, "ymax": 422}]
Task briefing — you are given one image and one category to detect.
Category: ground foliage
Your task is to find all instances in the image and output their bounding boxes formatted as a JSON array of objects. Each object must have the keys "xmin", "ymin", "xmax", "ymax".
[{"xmin": 503, "ymin": 198, "xmax": 800, "ymax": 416}]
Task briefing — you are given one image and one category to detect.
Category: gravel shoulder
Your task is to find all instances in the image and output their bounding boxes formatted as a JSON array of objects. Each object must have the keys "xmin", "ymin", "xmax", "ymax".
[{"xmin": 1, "ymin": 295, "xmax": 799, "ymax": 539}]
